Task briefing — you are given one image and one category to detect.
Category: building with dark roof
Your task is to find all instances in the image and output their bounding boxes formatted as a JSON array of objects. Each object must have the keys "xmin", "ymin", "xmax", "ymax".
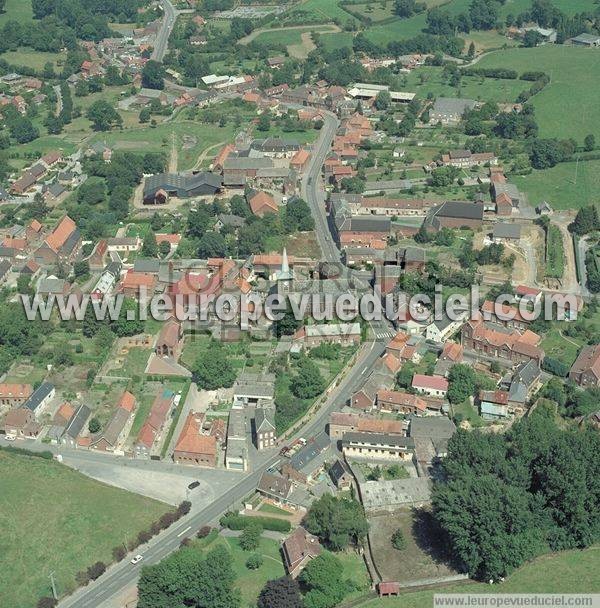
[
  {"xmin": 23, "ymin": 382, "xmax": 55, "ymax": 415},
  {"xmin": 424, "ymin": 201, "xmax": 484, "ymax": 232},
  {"xmin": 143, "ymin": 172, "xmax": 223, "ymax": 204}
]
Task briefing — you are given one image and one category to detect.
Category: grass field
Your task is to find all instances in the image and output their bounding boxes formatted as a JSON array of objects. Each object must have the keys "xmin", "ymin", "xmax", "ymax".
[
  {"xmin": 299, "ymin": 0, "xmax": 359, "ymax": 24},
  {"xmin": 0, "ymin": 450, "xmax": 167, "ymax": 608},
  {"xmin": 401, "ymin": 66, "xmax": 528, "ymax": 103},
  {"xmin": 361, "ymin": 545, "xmax": 600, "ymax": 608},
  {"xmin": 0, "ymin": 0, "xmax": 33, "ymax": 24},
  {"xmin": 2, "ymin": 47, "xmax": 67, "ymax": 70},
  {"xmin": 476, "ymin": 46, "xmax": 600, "ymax": 141},
  {"xmin": 512, "ymin": 159, "xmax": 600, "ymax": 211},
  {"xmin": 499, "ymin": 0, "xmax": 597, "ymax": 19}
]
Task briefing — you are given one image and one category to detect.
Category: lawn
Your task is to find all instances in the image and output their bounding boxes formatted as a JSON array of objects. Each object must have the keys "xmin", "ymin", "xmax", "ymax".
[
  {"xmin": 540, "ymin": 326, "xmax": 582, "ymax": 367},
  {"xmin": 298, "ymin": 0, "xmax": 358, "ymax": 24},
  {"xmin": 0, "ymin": 449, "xmax": 167, "ymax": 608},
  {"xmin": 192, "ymin": 534, "xmax": 286, "ymax": 605},
  {"xmin": 476, "ymin": 46, "xmax": 600, "ymax": 141},
  {"xmin": 361, "ymin": 545, "xmax": 600, "ymax": 608},
  {"xmin": 499, "ymin": 0, "xmax": 597, "ymax": 19},
  {"xmin": 512, "ymin": 159, "xmax": 600, "ymax": 211}
]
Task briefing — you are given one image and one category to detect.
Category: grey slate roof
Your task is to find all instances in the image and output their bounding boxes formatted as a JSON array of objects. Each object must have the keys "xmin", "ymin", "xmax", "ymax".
[
  {"xmin": 493, "ymin": 223, "xmax": 522, "ymax": 239},
  {"xmin": 24, "ymin": 382, "xmax": 54, "ymax": 413}
]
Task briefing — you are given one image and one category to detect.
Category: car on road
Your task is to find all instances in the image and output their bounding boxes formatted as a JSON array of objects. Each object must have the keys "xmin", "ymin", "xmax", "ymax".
[
  {"xmin": 5, "ymin": 434, "xmax": 15, "ymax": 441},
  {"xmin": 131, "ymin": 555, "xmax": 144, "ymax": 565},
  {"xmin": 188, "ymin": 481, "xmax": 200, "ymax": 490}
]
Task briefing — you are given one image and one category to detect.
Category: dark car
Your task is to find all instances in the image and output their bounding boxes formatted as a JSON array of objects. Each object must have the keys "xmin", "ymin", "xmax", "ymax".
[{"xmin": 188, "ymin": 481, "xmax": 200, "ymax": 490}]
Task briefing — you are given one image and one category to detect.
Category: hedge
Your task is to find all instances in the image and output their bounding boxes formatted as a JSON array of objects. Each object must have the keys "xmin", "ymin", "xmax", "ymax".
[{"xmin": 220, "ymin": 513, "xmax": 291, "ymax": 533}]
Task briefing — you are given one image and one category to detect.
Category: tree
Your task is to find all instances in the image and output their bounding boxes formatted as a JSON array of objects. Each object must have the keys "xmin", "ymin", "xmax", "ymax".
[
  {"xmin": 529, "ymin": 138, "xmax": 567, "ymax": 169},
  {"xmin": 193, "ymin": 345, "xmax": 236, "ymax": 390},
  {"xmin": 374, "ymin": 90, "xmax": 391, "ymax": 111},
  {"xmin": 300, "ymin": 553, "xmax": 348, "ymax": 608},
  {"xmin": 391, "ymin": 529, "xmax": 406, "ymax": 550},
  {"xmin": 584, "ymin": 133, "xmax": 595, "ymax": 152},
  {"xmin": 258, "ymin": 577, "xmax": 302, "ymax": 608},
  {"xmin": 523, "ymin": 29, "xmax": 543, "ymax": 47},
  {"xmin": 257, "ymin": 113, "xmax": 271, "ymax": 131},
  {"xmin": 290, "ymin": 356, "xmax": 326, "ymax": 399},
  {"xmin": 304, "ymin": 494, "xmax": 368, "ymax": 550},
  {"xmin": 197, "ymin": 232, "xmax": 227, "ymax": 258},
  {"xmin": 37, "ymin": 598, "xmax": 58, "ymax": 608},
  {"xmin": 73, "ymin": 260, "xmax": 90, "ymax": 279},
  {"xmin": 246, "ymin": 553, "xmax": 263, "ymax": 569},
  {"xmin": 9, "ymin": 116, "xmax": 39, "ymax": 143},
  {"xmin": 87, "ymin": 561, "xmax": 106, "ymax": 580},
  {"xmin": 142, "ymin": 60, "xmax": 165, "ymax": 90},
  {"xmin": 187, "ymin": 208, "xmax": 212, "ymax": 239},
  {"xmin": 467, "ymin": 41, "xmax": 475, "ymax": 58},
  {"xmin": 141, "ymin": 228, "xmax": 158, "ymax": 257},
  {"xmin": 138, "ymin": 545, "xmax": 240, "ymax": 608},
  {"xmin": 239, "ymin": 522, "xmax": 263, "ymax": 551},
  {"xmin": 86, "ymin": 100, "xmax": 122, "ymax": 131},
  {"xmin": 468, "ymin": 0, "xmax": 499, "ymax": 30},
  {"xmin": 447, "ymin": 363, "xmax": 477, "ymax": 404},
  {"xmin": 88, "ymin": 417, "xmax": 101, "ymax": 434},
  {"xmin": 569, "ymin": 205, "xmax": 600, "ymax": 235},
  {"xmin": 159, "ymin": 240, "xmax": 171, "ymax": 257},
  {"xmin": 139, "ymin": 107, "xmax": 151, "ymax": 123}
]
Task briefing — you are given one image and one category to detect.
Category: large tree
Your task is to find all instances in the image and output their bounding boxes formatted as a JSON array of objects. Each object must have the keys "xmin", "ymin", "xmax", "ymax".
[
  {"xmin": 142, "ymin": 60, "xmax": 166, "ymax": 90},
  {"xmin": 192, "ymin": 344, "xmax": 236, "ymax": 390},
  {"xmin": 257, "ymin": 577, "xmax": 302, "ymax": 608},
  {"xmin": 290, "ymin": 356, "xmax": 326, "ymax": 399},
  {"xmin": 304, "ymin": 494, "xmax": 368, "ymax": 550},
  {"xmin": 86, "ymin": 100, "xmax": 122, "ymax": 131}
]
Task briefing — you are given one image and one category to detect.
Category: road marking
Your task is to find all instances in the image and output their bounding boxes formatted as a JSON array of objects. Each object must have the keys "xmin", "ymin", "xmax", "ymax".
[{"xmin": 177, "ymin": 526, "xmax": 191, "ymax": 538}]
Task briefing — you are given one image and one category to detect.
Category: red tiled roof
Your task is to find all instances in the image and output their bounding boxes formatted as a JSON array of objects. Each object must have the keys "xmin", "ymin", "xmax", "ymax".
[{"xmin": 412, "ymin": 374, "xmax": 448, "ymax": 392}]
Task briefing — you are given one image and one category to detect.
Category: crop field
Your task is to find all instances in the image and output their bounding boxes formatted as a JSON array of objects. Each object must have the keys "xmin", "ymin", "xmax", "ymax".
[
  {"xmin": 2, "ymin": 47, "xmax": 68, "ymax": 70},
  {"xmin": 476, "ymin": 46, "xmax": 600, "ymax": 141},
  {"xmin": 0, "ymin": 450, "xmax": 167, "ymax": 608}
]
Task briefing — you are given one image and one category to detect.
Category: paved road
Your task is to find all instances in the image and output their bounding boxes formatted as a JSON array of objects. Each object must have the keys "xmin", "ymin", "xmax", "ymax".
[
  {"xmin": 54, "ymin": 107, "xmax": 391, "ymax": 608},
  {"xmin": 301, "ymin": 111, "xmax": 341, "ymax": 264},
  {"xmin": 151, "ymin": 0, "xmax": 177, "ymax": 62}
]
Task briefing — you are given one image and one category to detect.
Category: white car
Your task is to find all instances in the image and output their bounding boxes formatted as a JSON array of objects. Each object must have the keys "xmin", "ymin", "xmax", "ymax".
[
  {"xmin": 131, "ymin": 555, "xmax": 144, "ymax": 565},
  {"xmin": 4, "ymin": 435, "xmax": 16, "ymax": 441}
]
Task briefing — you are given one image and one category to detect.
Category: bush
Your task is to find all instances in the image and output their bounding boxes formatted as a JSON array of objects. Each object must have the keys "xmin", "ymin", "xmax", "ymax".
[
  {"xmin": 87, "ymin": 561, "xmax": 106, "ymax": 580},
  {"xmin": 391, "ymin": 529, "xmax": 407, "ymax": 550},
  {"xmin": 240, "ymin": 522, "xmax": 263, "ymax": 551},
  {"xmin": 246, "ymin": 553, "xmax": 264, "ymax": 569},
  {"xmin": 75, "ymin": 570, "xmax": 90, "ymax": 586},
  {"xmin": 159, "ymin": 511, "xmax": 178, "ymax": 529},
  {"xmin": 197, "ymin": 525, "xmax": 212, "ymax": 538},
  {"xmin": 37, "ymin": 597, "xmax": 58, "ymax": 608},
  {"xmin": 219, "ymin": 513, "xmax": 291, "ymax": 533},
  {"xmin": 178, "ymin": 500, "xmax": 192, "ymax": 516},
  {"xmin": 541, "ymin": 357, "xmax": 569, "ymax": 378},
  {"xmin": 112, "ymin": 545, "xmax": 127, "ymax": 561},
  {"xmin": 138, "ymin": 530, "xmax": 152, "ymax": 545}
]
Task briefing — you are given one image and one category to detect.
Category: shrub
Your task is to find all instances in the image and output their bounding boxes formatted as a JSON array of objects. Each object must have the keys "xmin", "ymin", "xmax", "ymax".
[
  {"xmin": 246, "ymin": 553, "xmax": 264, "ymax": 569},
  {"xmin": 37, "ymin": 597, "xmax": 58, "ymax": 608},
  {"xmin": 75, "ymin": 571, "xmax": 90, "ymax": 586},
  {"xmin": 391, "ymin": 529, "xmax": 407, "ymax": 550},
  {"xmin": 112, "ymin": 545, "xmax": 127, "ymax": 561},
  {"xmin": 197, "ymin": 525, "xmax": 212, "ymax": 538},
  {"xmin": 87, "ymin": 561, "xmax": 106, "ymax": 580},
  {"xmin": 219, "ymin": 513, "xmax": 291, "ymax": 533},
  {"xmin": 177, "ymin": 500, "xmax": 192, "ymax": 516},
  {"xmin": 138, "ymin": 530, "xmax": 152, "ymax": 545}
]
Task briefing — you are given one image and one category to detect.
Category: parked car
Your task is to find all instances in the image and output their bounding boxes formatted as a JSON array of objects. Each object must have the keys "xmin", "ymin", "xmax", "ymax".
[
  {"xmin": 4, "ymin": 434, "xmax": 16, "ymax": 441},
  {"xmin": 188, "ymin": 481, "xmax": 200, "ymax": 490}
]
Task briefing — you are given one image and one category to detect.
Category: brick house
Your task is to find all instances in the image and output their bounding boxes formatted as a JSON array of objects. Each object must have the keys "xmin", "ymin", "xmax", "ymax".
[
  {"xmin": 173, "ymin": 413, "xmax": 217, "ymax": 467},
  {"xmin": 569, "ymin": 344, "xmax": 600, "ymax": 387}
]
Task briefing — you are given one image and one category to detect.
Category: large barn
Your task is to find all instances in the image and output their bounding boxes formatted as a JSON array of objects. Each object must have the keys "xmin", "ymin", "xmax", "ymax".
[{"xmin": 143, "ymin": 172, "xmax": 223, "ymax": 204}]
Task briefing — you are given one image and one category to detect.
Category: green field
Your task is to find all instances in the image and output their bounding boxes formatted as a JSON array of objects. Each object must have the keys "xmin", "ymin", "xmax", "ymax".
[
  {"xmin": 402, "ymin": 66, "xmax": 528, "ymax": 103},
  {"xmin": 499, "ymin": 0, "xmax": 598, "ymax": 19},
  {"xmin": 476, "ymin": 46, "xmax": 600, "ymax": 141},
  {"xmin": 512, "ymin": 159, "xmax": 600, "ymax": 211},
  {"xmin": 0, "ymin": 0, "xmax": 33, "ymax": 24},
  {"xmin": 0, "ymin": 450, "xmax": 167, "ymax": 608},
  {"xmin": 360, "ymin": 545, "xmax": 600, "ymax": 608},
  {"xmin": 2, "ymin": 47, "xmax": 67, "ymax": 70},
  {"xmin": 299, "ymin": 0, "xmax": 358, "ymax": 24}
]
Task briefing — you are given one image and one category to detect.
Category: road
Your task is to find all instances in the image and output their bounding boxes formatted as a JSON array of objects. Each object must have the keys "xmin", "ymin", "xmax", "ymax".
[
  {"xmin": 56, "ymin": 337, "xmax": 383, "ymax": 608},
  {"xmin": 53, "ymin": 84, "xmax": 63, "ymax": 117},
  {"xmin": 55, "ymin": 109, "xmax": 390, "ymax": 608},
  {"xmin": 151, "ymin": 0, "xmax": 177, "ymax": 62}
]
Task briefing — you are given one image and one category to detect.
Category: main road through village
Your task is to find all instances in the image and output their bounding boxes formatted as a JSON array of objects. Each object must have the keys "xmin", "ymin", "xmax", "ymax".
[{"xmin": 52, "ymin": 111, "xmax": 393, "ymax": 607}]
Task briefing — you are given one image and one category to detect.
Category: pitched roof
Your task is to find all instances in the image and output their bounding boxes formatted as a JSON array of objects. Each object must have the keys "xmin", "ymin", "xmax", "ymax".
[
  {"xmin": 175, "ymin": 413, "xmax": 217, "ymax": 455},
  {"xmin": 118, "ymin": 390, "xmax": 136, "ymax": 412},
  {"xmin": 411, "ymin": 374, "xmax": 448, "ymax": 392},
  {"xmin": 45, "ymin": 216, "xmax": 77, "ymax": 253}
]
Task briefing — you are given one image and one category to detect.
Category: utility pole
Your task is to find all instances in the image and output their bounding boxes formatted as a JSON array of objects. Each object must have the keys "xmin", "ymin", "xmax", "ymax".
[{"xmin": 49, "ymin": 572, "xmax": 57, "ymax": 600}]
